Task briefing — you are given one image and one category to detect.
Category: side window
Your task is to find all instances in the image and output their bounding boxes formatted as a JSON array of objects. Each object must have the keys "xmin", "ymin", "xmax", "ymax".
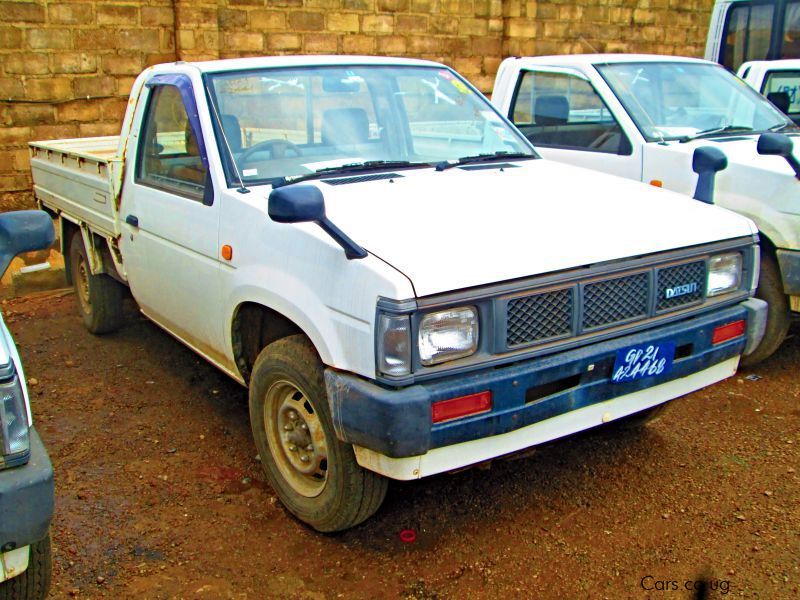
[
  {"xmin": 136, "ymin": 86, "xmax": 208, "ymax": 201},
  {"xmin": 722, "ymin": 3, "xmax": 775, "ymax": 71},
  {"xmin": 510, "ymin": 70, "xmax": 631, "ymax": 155},
  {"xmin": 782, "ymin": 1, "xmax": 800, "ymax": 57},
  {"xmin": 763, "ymin": 69, "xmax": 800, "ymax": 116}
]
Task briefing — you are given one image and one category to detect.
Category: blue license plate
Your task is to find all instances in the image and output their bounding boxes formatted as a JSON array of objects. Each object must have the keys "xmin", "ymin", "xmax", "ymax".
[{"xmin": 611, "ymin": 342, "xmax": 675, "ymax": 384}]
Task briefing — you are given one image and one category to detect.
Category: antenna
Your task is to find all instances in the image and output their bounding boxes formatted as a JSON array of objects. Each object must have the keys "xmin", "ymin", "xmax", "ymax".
[
  {"xmin": 205, "ymin": 84, "xmax": 250, "ymax": 194},
  {"xmin": 578, "ymin": 35, "xmax": 599, "ymax": 54}
]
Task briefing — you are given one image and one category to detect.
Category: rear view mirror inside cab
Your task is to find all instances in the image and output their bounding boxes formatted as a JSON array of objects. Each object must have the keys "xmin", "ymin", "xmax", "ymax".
[{"xmin": 322, "ymin": 73, "xmax": 362, "ymax": 93}]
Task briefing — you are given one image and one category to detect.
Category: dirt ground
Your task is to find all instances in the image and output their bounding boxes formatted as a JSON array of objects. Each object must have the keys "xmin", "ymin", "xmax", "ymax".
[{"xmin": 5, "ymin": 289, "xmax": 799, "ymax": 599}]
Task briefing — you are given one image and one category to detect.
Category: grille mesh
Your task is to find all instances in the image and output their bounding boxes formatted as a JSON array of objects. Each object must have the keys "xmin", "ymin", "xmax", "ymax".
[
  {"xmin": 504, "ymin": 258, "xmax": 717, "ymax": 351},
  {"xmin": 507, "ymin": 288, "xmax": 573, "ymax": 347},
  {"xmin": 656, "ymin": 261, "xmax": 706, "ymax": 311},
  {"xmin": 582, "ymin": 272, "xmax": 649, "ymax": 330}
]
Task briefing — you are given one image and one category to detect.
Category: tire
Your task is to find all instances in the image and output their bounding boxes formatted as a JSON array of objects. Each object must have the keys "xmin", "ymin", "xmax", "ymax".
[
  {"xmin": 608, "ymin": 403, "xmax": 670, "ymax": 431},
  {"xmin": 69, "ymin": 233, "xmax": 123, "ymax": 334},
  {"xmin": 0, "ymin": 534, "xmax": 52, "ymax": 600},
  {"xmin": 740, "ymin": 250, "xmax": 790, "ymax": 367},
  {"xmin": 249, "ymin": 334, "xmax": 388, "ymax": 532}
]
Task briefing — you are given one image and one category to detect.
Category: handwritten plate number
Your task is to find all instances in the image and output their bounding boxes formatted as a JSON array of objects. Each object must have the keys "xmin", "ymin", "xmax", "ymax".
[{"xmin": 611, "ymin": 342, "xmax": 676, "ymax": 384}]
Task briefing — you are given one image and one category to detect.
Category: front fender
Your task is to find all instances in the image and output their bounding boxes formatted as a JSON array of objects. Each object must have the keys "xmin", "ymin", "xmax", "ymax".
[{"xmin": 224, "ymin": 266, "xmax": 341, "ymax": 371}]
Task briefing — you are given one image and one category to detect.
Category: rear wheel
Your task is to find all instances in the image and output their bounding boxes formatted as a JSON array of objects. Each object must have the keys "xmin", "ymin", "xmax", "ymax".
[
  {"xmin": 740, "ymin": 250, "xmax": 790, "ymax": 367},
  {"xmin": 69, "ymin": 233, "xmax": 123, "ymax": 334},
  {"xmin": 249, "ymin": 335, "xmax": 387, "ymax": 532},
  {"xmin": 0, "ymin": 534, "xmax": 52, "ymax": 600}
]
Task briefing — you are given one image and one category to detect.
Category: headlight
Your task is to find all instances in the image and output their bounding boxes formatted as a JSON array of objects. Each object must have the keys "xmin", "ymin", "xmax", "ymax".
[
  {"xmin": 707, "ymin": 252, "xmax": 743, "ymax": 297},
  {"xmin": 419, "ymin": 306, "xmax": 479, "ymax": 366},
  {"xmin": 377, "ymin": 314, "xmax": 411, "ymax": 377},
  {"xmin": 0, "ymin": 374, "xmax": 29, "ymax": 458}
]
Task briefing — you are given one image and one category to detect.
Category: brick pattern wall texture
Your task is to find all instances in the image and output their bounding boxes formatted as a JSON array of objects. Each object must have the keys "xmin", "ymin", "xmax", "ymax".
[{"xmin": 0, "ymin": 0, "xmax": 715, "ymax": 211}]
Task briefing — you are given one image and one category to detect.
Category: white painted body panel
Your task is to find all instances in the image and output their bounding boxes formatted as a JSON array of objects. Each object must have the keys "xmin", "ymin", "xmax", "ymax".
[
  {"xmin": 356, "ymin": 356, "xmax": 740, "ymax": 480},
  {"xmin": 737, "ymin": 58, "xmax": 800, "ymax": 92},
  {"xmin": 492, "ymin": 54, "xmax": 800, "ymax": 254},
  {"xmin": 704, "ymin": 1, "xmax": 736, "ymax": 64}
]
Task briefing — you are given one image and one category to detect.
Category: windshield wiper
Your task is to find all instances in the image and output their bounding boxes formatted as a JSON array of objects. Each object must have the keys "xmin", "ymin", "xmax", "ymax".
[
  {"xmin": 434, "ymin": 151, "xmax": 537, "ymax": 171},
  {"xmin": 678, "ymin": 125, "xmax": 754, "ymax": 143},
  {"xmin": 769, "ymin": 121, "xmax": 794, "ymax": 132},
  {"xmin": 273, "ymin": 160, "xmax": 423, "ymax": 189}
]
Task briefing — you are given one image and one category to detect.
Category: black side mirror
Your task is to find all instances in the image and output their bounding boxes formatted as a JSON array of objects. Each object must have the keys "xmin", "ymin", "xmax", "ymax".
[
  {"xmin": 757, "ymin": 132, "xmax": 800, "ymax": 178},
  {"xmin": 692, "ymin": 146, "xmax": 728, "ymax": 204},
  {"xmin": 268, "ymin": 185, "xmax": 367, "ymax": 260},
  {"xmin": 0, "ymin": 210, "xmax": 55, "ymax": 277}
]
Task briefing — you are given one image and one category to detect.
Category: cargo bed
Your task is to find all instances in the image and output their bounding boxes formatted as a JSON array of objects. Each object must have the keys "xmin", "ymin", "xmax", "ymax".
[{"xmin": 29, "ymin": 136, "xmax": 124, "ymax": 237}]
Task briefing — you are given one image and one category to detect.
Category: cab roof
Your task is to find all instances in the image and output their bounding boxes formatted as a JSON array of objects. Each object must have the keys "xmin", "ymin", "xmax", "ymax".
[
  {"xmin": 171, "ymin": 55, "xmax": 445, "ymax": 75},
  {"xmin": 509, "ymin": 54, "xmax": 715, "ymax": 68}
]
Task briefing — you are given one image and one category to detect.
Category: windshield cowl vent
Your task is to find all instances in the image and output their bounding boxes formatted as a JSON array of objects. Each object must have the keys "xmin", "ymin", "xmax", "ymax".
[
  {"xmin": 323, "ymin": 173, "xmax": 404, "ymax": 186},
  {"xmin": 458, "ymin": 163, "xmax": 520, "ymax": 171}
]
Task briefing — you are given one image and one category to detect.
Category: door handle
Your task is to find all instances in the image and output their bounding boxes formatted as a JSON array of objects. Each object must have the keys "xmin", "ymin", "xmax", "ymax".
[{"xmin": 125, "ymin": 214, "xmax": 139, "ymax": 228}]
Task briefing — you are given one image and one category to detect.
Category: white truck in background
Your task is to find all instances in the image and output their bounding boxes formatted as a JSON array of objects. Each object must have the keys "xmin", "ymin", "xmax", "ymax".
[
  {"xmin": 705, "ymin": 0, "xmax": 800, "ymax": 72},
  {"xmin": 737, "ymin": 58, "xmax": 800, "ymax": 123},
  {"xmin": 29, "ymin": 56, "xmax": 765, "ymax": 532},
  {"xmin": 492, "ymin": 54, "xmax": 800, "ymax": 365}
]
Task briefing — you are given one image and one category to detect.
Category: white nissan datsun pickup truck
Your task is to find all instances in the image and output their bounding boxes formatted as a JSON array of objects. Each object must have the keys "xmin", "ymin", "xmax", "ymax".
[
  {"xmin": 30, "ymin": 56, "xmax": 766, "ymax": 532},
  {"xmin": 0, "ymin": 211, "xmax": 54, "ymax": 600},
  {"xmin": 493, "ymin": 54, "xmax": 800, "ymax": 365}
]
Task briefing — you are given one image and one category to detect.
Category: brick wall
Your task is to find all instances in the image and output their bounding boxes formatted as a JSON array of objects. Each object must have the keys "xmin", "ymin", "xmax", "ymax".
[{"xmin": 0, "ymin": 0, "xmax": 715, "ymax": 211}]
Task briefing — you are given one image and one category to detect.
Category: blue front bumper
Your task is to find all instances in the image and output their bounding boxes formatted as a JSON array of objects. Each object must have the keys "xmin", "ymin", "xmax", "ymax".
[
  {"xmin": 0, "ymin": 428, "xmax": 54, "ymax": 550},
  {"xmin": 325, "ymin": 300, "xmax": 766, "ymax": 459}
]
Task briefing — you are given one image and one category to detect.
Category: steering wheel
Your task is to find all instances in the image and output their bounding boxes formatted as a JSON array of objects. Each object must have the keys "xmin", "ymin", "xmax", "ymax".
[{"xmin": 239, "ymin": 139, "xmax": 302, "ymax": 164}]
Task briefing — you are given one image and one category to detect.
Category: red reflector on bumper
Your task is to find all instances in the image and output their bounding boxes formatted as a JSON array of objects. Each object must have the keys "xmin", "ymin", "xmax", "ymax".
[
  {"xmin": 432, "ymin": 391, "xmax": 492, "ymax": 423},
  {"xmin": 712, "ymin": 320, "xmax": 746, "ymax": 345}
]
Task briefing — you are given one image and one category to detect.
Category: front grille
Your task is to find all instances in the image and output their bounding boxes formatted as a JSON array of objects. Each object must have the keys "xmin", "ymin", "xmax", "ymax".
[
  {"xmin": 505, "ymin": 258, "xmax": 711, "ymax": 350},
  {"xmin": 656, "ymin": 260, "xmax": 706, "ymax": 311},
  {"xmin": 507, "ymin": 288, "xmax": 573, "ymax": 346},
  {"xmin": 583, "ymin": 272, "xmax": 649, "ymax": 330}
]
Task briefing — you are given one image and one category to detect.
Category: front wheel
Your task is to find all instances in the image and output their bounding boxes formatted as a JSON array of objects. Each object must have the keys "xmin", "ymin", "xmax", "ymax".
[
  {"xmin": 249, "ymin": 335, "xmax": 388, "ymax": 532},
  {"xmin": 0, "ymin": 534, "xmax": 52, "ymax": 600},
  {"xmin": 69, "ymin": 233, "xmax": 123, "ymax": 334},
  {"xmin": 740, "ymin": 250, "xmax": 790, "ymax": 367},
  {"xmin": 607, "ymin": 403, "xmax": 670, "ymax": 431}
]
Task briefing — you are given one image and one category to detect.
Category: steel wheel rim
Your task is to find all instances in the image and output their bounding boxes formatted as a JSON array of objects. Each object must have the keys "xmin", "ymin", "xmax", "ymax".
[
  {"xmin": 76, "ymin": 254, "xmax": 91, "ymax": 311},
  {"xmin": 263, "ymin": 379, "xmax": 328, "ymax": 498}
]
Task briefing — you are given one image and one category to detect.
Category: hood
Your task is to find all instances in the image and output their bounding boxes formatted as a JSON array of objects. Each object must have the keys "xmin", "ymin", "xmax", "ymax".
[{"xmin": 316, "ymin": 160, "xmax": 756, "ymax": 297}]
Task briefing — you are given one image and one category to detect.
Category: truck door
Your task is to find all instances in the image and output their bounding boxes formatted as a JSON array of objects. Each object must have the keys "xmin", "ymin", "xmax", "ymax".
[
  {"xmin": 118, "ymin": 75, "xmax": 226, "ymax": 361},
  {"xmin": 506, "ymin": 68, "xmax": 642, "ymax": 180}
]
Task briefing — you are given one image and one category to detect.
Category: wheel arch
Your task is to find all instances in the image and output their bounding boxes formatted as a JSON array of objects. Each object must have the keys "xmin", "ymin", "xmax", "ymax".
[{"xmin": 230, "ymin": 299, "xmax": 336, "ymax": 385}]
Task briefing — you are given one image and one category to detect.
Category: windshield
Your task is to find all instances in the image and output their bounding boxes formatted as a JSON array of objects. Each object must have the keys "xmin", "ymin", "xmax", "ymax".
[
  {"xmin": 596, "ymin": 62, "xmax": 792, "ymax": 142},
  {"xmin": 205, "ymin": 65, "xmax": 534, "ymax": 186}
]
